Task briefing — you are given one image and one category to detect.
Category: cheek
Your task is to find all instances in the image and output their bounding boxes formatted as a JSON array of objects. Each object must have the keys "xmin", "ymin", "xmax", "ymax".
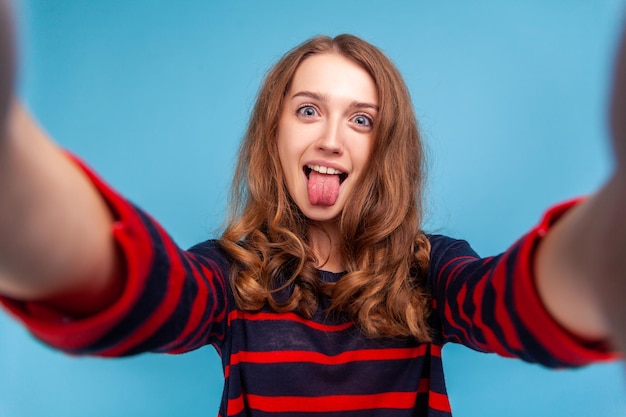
[
  {"xmin": 355, "ymin": 137, "xmax": 375, "ymax": 167},
  {"xmin": 276, "ymin": 132, "xmax": 289, "ymax": 171},
  {"xmin": 276, "ymin": 116, "xmax": 293, "ymax": 160},
  {"xmin": 277, "ymin": 123, "xmax": 307, "ymax": 167},
  {"xmin": 276, "ymin": 131, "xmax": 298, "ymax": 191}
]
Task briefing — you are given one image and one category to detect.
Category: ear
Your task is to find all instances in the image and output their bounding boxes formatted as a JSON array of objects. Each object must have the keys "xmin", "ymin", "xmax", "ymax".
[{"xmin": 0, "ymin": 0, "xmax": 15, "ymax": 133}]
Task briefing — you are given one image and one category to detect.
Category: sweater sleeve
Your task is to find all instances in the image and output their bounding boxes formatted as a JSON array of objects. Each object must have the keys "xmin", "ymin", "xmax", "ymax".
[
  {"xmin": 428, "ymin": 200, "xmax": 621, "ymax": 368},
  {"xmin": 0, "ymin": 155, "xmax": 230, "ymax": 357}
]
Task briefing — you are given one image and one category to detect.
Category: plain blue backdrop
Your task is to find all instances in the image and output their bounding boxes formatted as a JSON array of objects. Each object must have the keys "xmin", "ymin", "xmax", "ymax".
[{"xmin": 1, "ymin": 0, "xmax": 625, "ymax": 416}]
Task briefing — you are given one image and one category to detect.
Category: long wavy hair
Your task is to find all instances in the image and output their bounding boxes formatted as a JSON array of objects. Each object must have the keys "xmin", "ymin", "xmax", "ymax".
[{"xmin": 219, "ymin": 34, "xmax": 432, "ymax": 341}]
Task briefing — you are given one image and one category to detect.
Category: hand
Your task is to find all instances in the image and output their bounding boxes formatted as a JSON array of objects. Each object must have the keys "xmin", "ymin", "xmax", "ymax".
[
  {"xmin": 603, "ymin": 26, "xmax": 626, "ymax": 354},
  {"xmin": 611, "ymin": 24, "xmax": 626, "ymax": 172},
  {"xmin": 535, "ymin": 23, "xmax": 626, "ymax": 357},
  {"xmin": 604, "ymin": 23, "xmax": 626, "ymax": 354},
  {"xmin": 0, "ymin": 0, "xmax": 15, "ymax": 133},
  {"xmin": 593, "ymin": 22, "xmax": 626, "ymax": 354}
]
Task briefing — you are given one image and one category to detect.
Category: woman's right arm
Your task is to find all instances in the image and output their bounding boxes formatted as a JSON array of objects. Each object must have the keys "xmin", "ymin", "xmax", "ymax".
[
  {"xmin": 0, "ymin": 0, "xmax": 123, "ymax": 316},
  {"xmin": 0, "ymin": 1, "xmax": 229, "ymax": 355},
  {"xmin": 0, "ymin": 103, "xmax": 125, "ymax": 316}
]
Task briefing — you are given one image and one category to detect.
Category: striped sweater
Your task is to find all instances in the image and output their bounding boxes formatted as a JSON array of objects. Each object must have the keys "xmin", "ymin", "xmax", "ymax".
[{"xmin": 0, "ymin": 159, "xmax": 614, "ymax": 416}]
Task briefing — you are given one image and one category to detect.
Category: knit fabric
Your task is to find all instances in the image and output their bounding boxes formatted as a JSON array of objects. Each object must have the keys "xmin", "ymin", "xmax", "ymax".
[{"xmin": 0, "ymin": 157, "xmax": 616, "ymax": 416}]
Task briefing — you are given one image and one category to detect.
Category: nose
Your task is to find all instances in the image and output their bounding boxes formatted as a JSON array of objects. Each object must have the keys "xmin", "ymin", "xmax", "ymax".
[{"xmin": 317, "ymin": 118, "xmax": 343, "ymax": 154}]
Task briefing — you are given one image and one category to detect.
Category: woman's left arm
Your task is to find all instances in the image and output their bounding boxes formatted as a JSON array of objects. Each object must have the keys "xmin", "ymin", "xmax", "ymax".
[{"xmin": 535, "ymin": 26, "xmax": 626, "ymax": 352}]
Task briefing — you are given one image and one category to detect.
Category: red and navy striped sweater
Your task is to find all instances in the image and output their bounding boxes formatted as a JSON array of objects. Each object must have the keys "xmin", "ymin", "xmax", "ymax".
[{"xmin": 0, "ymin": 161, "xmax": 615, "ymax": 416}]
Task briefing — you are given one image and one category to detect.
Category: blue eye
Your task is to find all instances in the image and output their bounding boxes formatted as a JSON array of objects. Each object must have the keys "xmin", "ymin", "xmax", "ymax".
[
  {"xmin": 297, "ymin": 105, "xmax": 318, "ymax": 117},
  {"xmin": 352, "ymin": 114, "xmax": 373, "ymax": 127}
]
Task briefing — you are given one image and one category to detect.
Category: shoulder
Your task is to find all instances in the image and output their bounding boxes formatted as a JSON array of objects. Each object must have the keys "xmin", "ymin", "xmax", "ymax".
[
  {"xmin": 187, "ymin": 239, "xmax": 233, "ymax": 274},
  {"xmin": 425, "ymin": 234, "xmax": 480, "ymax": 289},
  {"xmin": 426, "ymin": 233, "xmax": 479, "ymax": 260}
]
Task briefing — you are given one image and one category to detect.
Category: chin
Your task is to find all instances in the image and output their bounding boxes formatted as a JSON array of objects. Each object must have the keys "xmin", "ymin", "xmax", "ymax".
[{"xmin": 300, "ymin": 203, "xmax": 343, "ymax": 223}]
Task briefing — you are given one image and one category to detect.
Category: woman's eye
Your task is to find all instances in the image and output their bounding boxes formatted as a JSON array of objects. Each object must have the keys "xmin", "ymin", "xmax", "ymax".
[
  {"xmin": 352, "ymin": 114, "xmax": 373, "ymax": 127},
  {"xmin": 297, "ymin": 105, "xmax": 318, "ymax": 117}
]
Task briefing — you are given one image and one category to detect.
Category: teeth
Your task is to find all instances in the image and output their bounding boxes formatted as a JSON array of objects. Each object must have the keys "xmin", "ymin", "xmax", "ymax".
[{"xmin": 307, "ymin": 164, "xmax": 343, "ymax": 175}]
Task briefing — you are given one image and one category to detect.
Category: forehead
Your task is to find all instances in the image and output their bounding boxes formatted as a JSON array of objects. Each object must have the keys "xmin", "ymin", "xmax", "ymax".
[{"xmin": 289, "ymin": 53, "xmax": 378, "ymax": 104}]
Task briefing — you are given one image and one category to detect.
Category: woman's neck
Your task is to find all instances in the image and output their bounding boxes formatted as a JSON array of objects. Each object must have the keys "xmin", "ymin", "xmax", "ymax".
[{"xmin": 308, "ymin": 222, "xmax": 344, "ymax": 273}]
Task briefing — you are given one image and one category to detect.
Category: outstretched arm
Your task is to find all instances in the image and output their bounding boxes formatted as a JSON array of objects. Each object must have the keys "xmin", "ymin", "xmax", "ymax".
[
  {"xmin": 0, "ymin": 0, "xmax": 123, "ymax": 316},
  {"xmin": 535, "ymin": 25, "xmax": 626, "ymax": 352}
]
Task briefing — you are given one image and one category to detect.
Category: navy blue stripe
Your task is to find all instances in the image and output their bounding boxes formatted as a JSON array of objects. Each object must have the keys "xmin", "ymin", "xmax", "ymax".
[
  {"xmin": 439, "ymin": 257, "xmax": 489, "ymax": 349},
  {"xmin": 423, "ymin": 345, "xmax": 447, "ymax": 394},
  {"xmin": 503, "ymin": 243, "xmax": 567, "ymax": 367},
  {"xmin": 186, "ymin": 240, "xmax": 232, "ymax": 349},
  {"xmin": 74, "ymin": 208, "xmax": 171, "ymax": 356},
  {"xmin": 478, "ymin": 264, "xmax": 507, "ymax": 351},
  {"xmin": 162, "ymin": 252, "xmax": 228, "ymax": 352},
  {"xmin": 232, "ymin": 358, "xmax": 428, "ymax": 396},
  {"xmin": 228, "ymin": 318, "xmax": 422, "ymax": 357},
  {"xmin": 124, "ymin": 247, "xmax": 199, "ymax": 355},
  {"xmin": 246, "ymin": 402, "xmax": 434, "ymax": 417}
]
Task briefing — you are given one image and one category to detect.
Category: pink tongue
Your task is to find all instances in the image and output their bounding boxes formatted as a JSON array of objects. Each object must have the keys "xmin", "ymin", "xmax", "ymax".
[{"xmin": 307, "ymin": 170, "xmax": 341, "ymax": 206}]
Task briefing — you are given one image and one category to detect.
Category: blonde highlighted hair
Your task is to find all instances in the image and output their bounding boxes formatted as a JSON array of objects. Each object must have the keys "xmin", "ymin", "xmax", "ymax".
[{"xmin": 219, "ymin": 34, "xmax": 431, "ymax": 341}]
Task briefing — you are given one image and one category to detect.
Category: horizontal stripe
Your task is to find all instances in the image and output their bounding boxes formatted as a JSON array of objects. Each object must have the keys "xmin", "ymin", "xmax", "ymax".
[
  {"xmin": 224, "ymin": 379, "xmax": 431, "ymax": 413},
  {"xmin": 99, "ymin": 213, "xmax": 178, "ymax": 356},
  {"xmin": 229, "ymin": 310, "xmax": 355, "ymax": 332},
  {"xmin": 231, "ymin": 345, "xmax": 430, "ymax": 366},
  {"xmin": 228, "ymin": 394, "xmax": 245, "ymax": 415},
  {"xmin": 429, "ymin": 391, "xmax": 451, "ymax": 413},
  {"xmin": 437, "ymin": 256, "xmax": 475, "ymax": 288},
  {"xmin": 163, "ymin": 255, "xmax": 228, "ymax": 353},
  {"xmin": 246, "ymin": 392, "xmax": 419, "ymax": 413}
]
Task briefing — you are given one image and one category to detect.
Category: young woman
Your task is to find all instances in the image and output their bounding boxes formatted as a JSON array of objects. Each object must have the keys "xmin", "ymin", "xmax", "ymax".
[{"xmin": 0, "ymin": 2, "xmax": 624, "ymax": 416}]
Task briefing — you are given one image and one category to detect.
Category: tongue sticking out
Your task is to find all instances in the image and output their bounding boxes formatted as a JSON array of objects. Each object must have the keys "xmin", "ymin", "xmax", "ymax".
[{"xmin": 307, "ymin": 170, "xmax": 341, "ymax": 206}]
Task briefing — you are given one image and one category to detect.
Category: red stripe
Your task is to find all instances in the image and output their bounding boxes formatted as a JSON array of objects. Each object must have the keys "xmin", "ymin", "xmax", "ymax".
[
  {"xmin": 464, "ymin": 279, "xmax": 491, "ymax": 349},
  {"xmin": 511, "ymin": 221, "xmax": 619, "ymax": 365},
  {"xmin": 429, "ymin": 342, "xmax": 443, "ymax": 358},
  {"xmin": 429, "ymin": 391, "xmax": 451, "ymax": 412},
  {"xmin": 442, "ymin": 257, "xmax": 482, "ymax": 346},
  {"xmin": 8, "ymin": 156, "xmax": 157, "ymax": 351},
  {"xmin": 509, "ymin": 201, "xmax": 617, "ymax": 365},
  {"xmin": 164, "ymin": 257, "xmax": 227, "ymax": 353},
  {"xmin": 190, "ymin": 266, "xmax": 228, "ymax": 349},
  {"xmin": 228, "ymin": 310, "xmax": 354, "ymax": 332},
  {"xmin": 467, "ymin": 259, "xmax": 505, "ymax": 353},
  {"xmin": 9, "ymin": 216, "xmax": 154, "ymax": 350},
  {"xmin": 227, "ymin": 394, "xmax": 245, "ymax": 415},
  {"xmin": 161, "ymin": 260, "xmax": 211, "ymax": 353},
  {"xmin": 223, "ymin": 380, "xmax": 432, "ymax": 415},
  {"xmin": 246, "ymin": 392, "xmax": 418, "ymax": 412},
  {"xmin": 230, "ymin": 345, "xmax": 429, "ymax": 366},
  {"xmin": 446, "ymin": 278, "xmax": 473, "ymax": 345},
  {"xmin": 437, "ymin": 256, "xmax": 475, "ymax": 288},
  {"xmin": 100, "ymin": 221, "xmax": 187, "ymax": 356},
  {"xmin": 490, "ymin": 254, "xmax": 523, "ymax": 353}
]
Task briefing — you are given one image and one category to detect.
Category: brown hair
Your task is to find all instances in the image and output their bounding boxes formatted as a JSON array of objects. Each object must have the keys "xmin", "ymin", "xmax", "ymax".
[{"xmin": 219, "ymin": 34, "xmax": 431, "ymax": 341}]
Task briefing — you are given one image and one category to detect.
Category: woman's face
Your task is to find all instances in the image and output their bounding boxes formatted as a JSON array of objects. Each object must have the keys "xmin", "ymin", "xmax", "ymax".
[{"xmin": 277, "ymin": 52, "xmax": 378, "ymax": 224}]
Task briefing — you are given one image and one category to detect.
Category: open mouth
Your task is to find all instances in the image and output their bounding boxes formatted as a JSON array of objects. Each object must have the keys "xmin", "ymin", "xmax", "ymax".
[
  {"xmin": 303, "ymin": 164, "xmax": 347, "ymax": 207},
  {"xmin": 304, "ymin": 164, "xmax": 348, "ymax": 184}
]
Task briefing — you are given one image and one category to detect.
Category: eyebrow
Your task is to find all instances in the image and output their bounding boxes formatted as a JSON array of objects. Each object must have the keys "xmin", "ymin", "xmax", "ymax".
[{"xmin": 291, "ymin": 91, "xmax": 379, "ymax": 112}]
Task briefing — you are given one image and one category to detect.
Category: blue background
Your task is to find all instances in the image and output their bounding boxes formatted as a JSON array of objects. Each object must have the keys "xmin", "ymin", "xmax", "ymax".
[{"xmin": 1, "ymin": 0, "xmax": 625, "ymax": 416}]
